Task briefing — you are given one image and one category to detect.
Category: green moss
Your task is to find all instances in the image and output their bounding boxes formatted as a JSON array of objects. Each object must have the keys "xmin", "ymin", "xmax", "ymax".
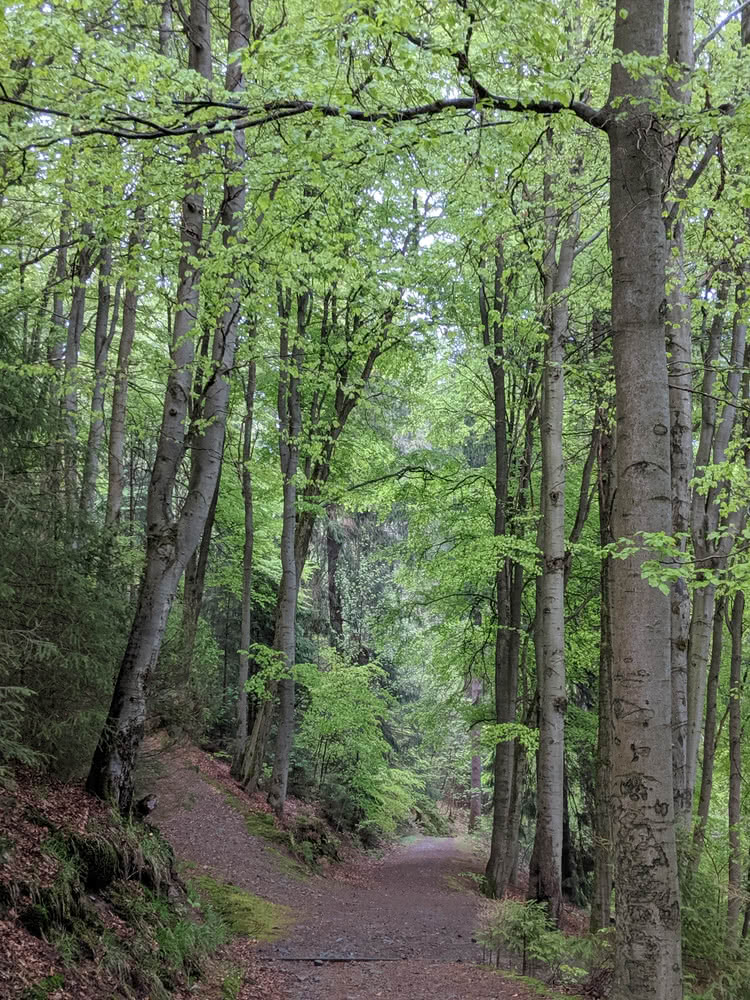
[
  {"xmin": 190, "ymin": 873, "xmax": 294, "ymax": 941},
  {"xmin": 202, "ymin": 777, "xmax": 312, "ymax": 877},
  {"xmin": 204, "ymin": 778, "xmax": 286, "ymax": 843},
  {"xmin": 399, "ymin": 833, "xmax": 421, "ymax": 845},
  {"xmin": 242, "ymin": 808, "xmax": 286, "ymax": 842},
  {"xmin": 267, "ymin": 846, "xmax": 308, "ymax": 881}
]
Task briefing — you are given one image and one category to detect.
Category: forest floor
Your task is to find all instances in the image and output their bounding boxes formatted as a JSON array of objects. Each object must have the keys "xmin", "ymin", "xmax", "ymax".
[{"xmin": 147, "ymin": 744, "xmax": 583, "ymax": 1000}]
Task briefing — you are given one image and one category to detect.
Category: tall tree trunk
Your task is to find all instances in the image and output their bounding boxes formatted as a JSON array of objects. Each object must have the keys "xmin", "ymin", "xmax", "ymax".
[
  {"xmin": 327, "ymin": 504, "xmax": 344, "ymax": 641},
  {"xmin": 561, "ymin": 759, "xmax": 579, "ymax": 903},
  {"xmin": 181, "ymin": 466, "xmax": 222, "ymax": 682},
  {"xmin": 468, "ymin": 676, "xmax": 482, "ymax": 832},
  {"xmin": 607, "ymin": 3, "xmax": 682, "ymax": 997},
  {"xmin": 63, "ymin": 225, "xmax": 93, "ymax": 508},
  {"xmin": 665, "ymin": 0, "xmax": 694, "ymax": 828},
  {"xmin": 106, "ymin": 214, "xmax": 143, "ymax": 530},
  {"xmin": 482, "ymin": 240, "xmax": 518, "ymax": 899},
  {"xmin": 87, "ymin": 0, "xmax": 228, "ymax": 813},
  {"xmin": 231, "ymin": 357, "xmax": 256, "ymax": 779},
  {"xmin": 49, "ymin": 208, "xmax": 70, "ymax": 374},
  {"xmin": 81, "ymin": 246, "xmax": 121, "ymax": 515},
  {"xmin": 267, "ymin": 288, "xmax": 303, "ymax": 817},
  {"xmin": 666, "ymin": 208, "xmax": 692, "ymax": 823},
  {"xmin": 529, "ymin": 168, "xmax": 577, "ymax": 925},
  {"xmin": 691, "ymin": 595, "xmax": 725, "ymax": 868},
  {"xmin": 242, "ymin": 292, "xmax": 392, "ymax": 795},
  {"xmin": 590, "ymin": 404, "xmax": 615, "ymax": 933},
  {"xmin": 47, "ymin": 206, "xmax": 71, "ymax": 498},
  {"xmin": 687, "ymin": 298, "xmax": 745, "ymax": 804},
  {"xmin": 727, "ymin": 591, "xmax": 744, "ymax": 949},
  {"xmin": 180, "ymin": 0, "xmax": 250, "ymax": 680}
]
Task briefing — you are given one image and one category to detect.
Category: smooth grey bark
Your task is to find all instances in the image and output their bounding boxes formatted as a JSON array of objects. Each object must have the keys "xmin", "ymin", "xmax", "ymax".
[
  {"xmin": 529, "ymin": 169, "xmax": 577, "ymax": 926},
  {"xmin": 666, "ymin": 214, "xmax": 693, "ymax": 824},
  {"xmin": 590, "ymin": 403, "xmax": 614, "ymax": 933},
  {"xmin": 81, "ymin": 251, "xmax": 121, "ymax": 515},
  {"xmin": 268, "ymin": 288, "xmax": 303, "ymax": 817},
  {"xmin": 607, "ymin": 3, "xmax": 682, "ymax": 997},
  {"xmin": 181, "ymin": 464, "xmax": 222, "ymax": 680},
  {"xmin": 692, "ymin": 595, "xmax": 725, "ymax": 866},
  {"xmin": 106, "ymin": 215, "xmax": 143, "ymax": 530},
  {"xmin": 44, "ymin": 209, "xmax": 71, "ymax": 498},
  {"xmin": 183, "ymin": 0, "xmax": 250, "ymax": 685},
  {"xmin": 49, "ymin": 208, "xmax": 70, "ymax": 373},
  {"xmin": 231, "ymin": 358, "xmax": 256, "ymax": 779},
  {"xmin": 727, "ymin": 591, "xmax": 744, "ymax": 949},
  {"xmin": 62, "ymin": 224, "xmax": 94, "ymax": 506},
  {"xmin": 87, "ymin": 0, "xmax": 231, "ymax": 813},
  {"xmin": 159, "ymin": 0, "xmax": 173, "ymax": 56},
  {"xmin": 326, "ymin": 504, "xmax": 344, "ymax": 641},
  {"xmin": 687, "ymin": 295, "xmax": 745, "ymax": 803},
  {"xmin": 468, "ymin": 676, "xmax": 482, "ymax": 832},
  {"xmin": 663, "ymin": 1, "xmax": 696, "ymax": 823},
  {"xmin": 480, "ymin": 240, "xmax": 527, "ymax": 899}
]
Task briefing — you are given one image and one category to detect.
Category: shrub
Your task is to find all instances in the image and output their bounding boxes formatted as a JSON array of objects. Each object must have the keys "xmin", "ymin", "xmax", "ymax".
[{"xmin": 477, "ymin": 899, "xmax": 563, "ymax": 974}]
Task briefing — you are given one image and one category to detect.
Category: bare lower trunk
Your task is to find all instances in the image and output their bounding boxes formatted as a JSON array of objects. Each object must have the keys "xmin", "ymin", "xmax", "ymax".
[
  {"xmin": 181, "ymin": 467, "xmax": 221, "ymax": 681},
  {"xmin": 691, "ymin": 596, "xmax": 725, "ymax": 869},
  {"xmin": 232, "ymin": 359, "xmax": 256, "ymax": 779},
  {"xmin": 529, "ymin": 170, "xmax": 576, "ymax": 925},
  {"xmin": 481, "ymin": 241, "xmax": 518, "ymax": 899},
  {"xmin": 506, "ymin": 737, "xmax": 527, "ymax": 887},
  {"xmin": 327, "ymin": 504, "xmax": 344, "ymax": 641},
  {"xmin": 106, "ymin": 217, "xmax": 143, "ymax": 530},
  {"xmin": 242, "ymin": 696, "xmax": 274, "ymax": 793},
  {"xmin": 87, "ymin": 550, "xmax": 184, "ymax": 810},
  {"xmin": 268, "ymin": 291, "xmax": 303, "ymax": 817},
  {"xmin": 590, "ymin": 408, "xmax": 614, "ymax": 933},
  {"xmin": 665, "ymin": 0, "xmax": 694, "ymax": 829},
  {"xmin": 63, "ymin": 228, "xmax": 93, "ymax": 507},
  {"xmin": 81, "ymin": 249, "xmax": 121, "ymax": 515},
  {"xmin": 607, "ymin": 4, "xmax": 682, "ymax": 996},
  {"xmin": 727, "ymin": 591, "xmax": 744, "ymax": 949},
  {"xmin": 468, "ymin": 677, "xmax": 482, "ymax": 832}
]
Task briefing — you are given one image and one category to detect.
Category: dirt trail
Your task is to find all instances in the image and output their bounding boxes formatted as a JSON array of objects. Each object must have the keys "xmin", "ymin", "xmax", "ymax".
[
  {"xmin": 265, "ymin": 836, "xmax": 516, "ymax": 1000},
  {"xmin": 148, "ymin": 751, "xmax": 547, "ymax": 1000}
]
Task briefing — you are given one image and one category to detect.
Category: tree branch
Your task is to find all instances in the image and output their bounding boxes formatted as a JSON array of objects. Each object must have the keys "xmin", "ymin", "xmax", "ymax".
[{"xmin": 694, "ymin": 0, "xmax": 750, "ymax": 61}]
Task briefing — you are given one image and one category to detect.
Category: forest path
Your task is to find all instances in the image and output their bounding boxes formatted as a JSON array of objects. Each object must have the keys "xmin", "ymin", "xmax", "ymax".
[
  {"xmin": 264, "ymin": 835, "xmax": 547, "ymax": 1000},
  {"xmin": 146, "ymin": 747, "xmax": 548, "ymax": 1000}
]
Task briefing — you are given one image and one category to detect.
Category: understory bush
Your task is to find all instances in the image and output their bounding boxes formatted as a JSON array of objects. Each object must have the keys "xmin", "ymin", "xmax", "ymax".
[
  {"xmin": 0, "ymin": 508, "xmax": 133, "ymax": 776},
  {"xmin": 476, "ymin": 899, "xmax": 611, "ymax": 990},
  {"xmin": 294, "ymin": 654, "xmax": 424, "ymax": 842},
  {"xmin": 0, "ymin": 685, "xmax": 44, "ymax": 783},
  {"xmin": 681, "ymin": 834, "xmax": 750, "ymax": 1000}
]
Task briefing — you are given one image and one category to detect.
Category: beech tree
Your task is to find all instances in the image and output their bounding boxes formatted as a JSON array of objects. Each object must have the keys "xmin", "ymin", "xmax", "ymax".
[{"xmin": 88, "ymin": 0, "xmax": 248, "ymax": 811}]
